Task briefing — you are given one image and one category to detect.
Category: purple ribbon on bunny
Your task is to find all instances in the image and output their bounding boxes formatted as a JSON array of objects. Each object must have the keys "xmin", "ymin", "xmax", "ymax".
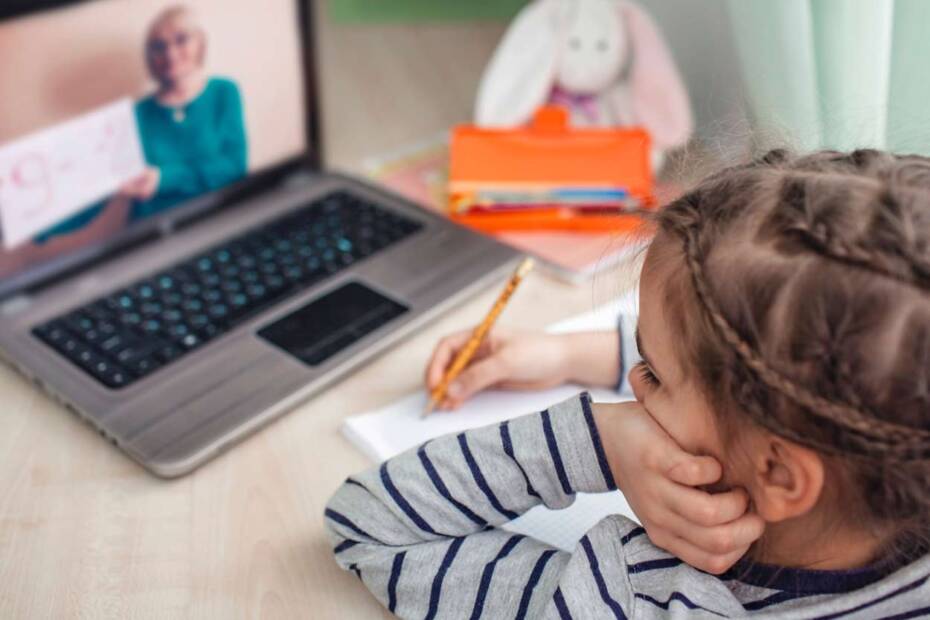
[
  {"xmin": 475, "ymin": 0, "xmax": 693, "ymax": 166},
  {"xmin": 548, "ymin": 85, "xmax": 601, "ymax": 125}
]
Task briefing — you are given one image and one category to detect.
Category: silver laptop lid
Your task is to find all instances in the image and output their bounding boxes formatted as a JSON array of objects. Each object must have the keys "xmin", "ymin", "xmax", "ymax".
[{"xmin": 0, "ymin": 0, "xmax": 321, "ymax": 300}]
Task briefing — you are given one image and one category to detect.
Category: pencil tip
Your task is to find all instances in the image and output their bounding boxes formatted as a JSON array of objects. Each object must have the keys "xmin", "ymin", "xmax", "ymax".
[{"xmin": 516, "ymin": 257, "xmax": 535, "ymax": 277}]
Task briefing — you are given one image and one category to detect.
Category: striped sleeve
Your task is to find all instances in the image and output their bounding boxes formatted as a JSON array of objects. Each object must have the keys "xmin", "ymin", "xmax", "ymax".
[{"xmin": 324, "ymin": 393, "xmax": 620, "ymax": 618}]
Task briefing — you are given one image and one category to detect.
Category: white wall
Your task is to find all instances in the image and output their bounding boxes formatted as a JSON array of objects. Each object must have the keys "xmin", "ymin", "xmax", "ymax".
[
  {"xmin": 636, "ymin": 0, "xmax": 750, "ymax": 162},
  {"xmin": 0, "ymin": 0, "xmax": 306, "ymax": 171},
  {"xmin": 315, "ymin": 0, "xmax": 751, "ymax": 170}
]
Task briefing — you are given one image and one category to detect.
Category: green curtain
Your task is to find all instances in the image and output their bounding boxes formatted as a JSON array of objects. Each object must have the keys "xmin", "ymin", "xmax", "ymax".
[
  {"xmin": 727, "ymin": 0, "xmax": 930, "ymax": 154},
  {"xmin": 329, "ymin": 0, "xmax": 525, "ymax": 23}
]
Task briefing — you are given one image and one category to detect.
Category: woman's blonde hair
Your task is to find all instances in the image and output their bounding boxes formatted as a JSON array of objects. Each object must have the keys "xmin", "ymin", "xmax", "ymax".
[{"xmin": 144, "ymin": 5, "xmax": 206, "ymax": 82}]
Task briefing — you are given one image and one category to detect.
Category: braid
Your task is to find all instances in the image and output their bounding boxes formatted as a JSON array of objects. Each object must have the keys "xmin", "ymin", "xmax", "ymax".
[
  {"xmin": 652, "ymin": 148, "xmax": 930, "ymax": 549},
  {"xmin": 656, "ymin": 149, "xmax": 930, "ymax": 463},
  {"xmin": 775, "ymin": 175, "xmax": 930, "ymax": 288},
  {"xmin": 674, "ymin": 216, "xmax": 930, "ymax": 460}
]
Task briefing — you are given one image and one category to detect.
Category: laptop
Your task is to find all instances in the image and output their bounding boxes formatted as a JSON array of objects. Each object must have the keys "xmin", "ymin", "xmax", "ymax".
[{"xmin": 0, "ymin": 0, "xmax": 518, "ymax": 477}]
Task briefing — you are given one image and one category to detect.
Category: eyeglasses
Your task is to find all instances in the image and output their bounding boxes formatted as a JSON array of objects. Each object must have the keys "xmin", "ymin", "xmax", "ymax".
[{"xmin": 148, "ymin": 31, "xmax": 196, "ymax": 56}]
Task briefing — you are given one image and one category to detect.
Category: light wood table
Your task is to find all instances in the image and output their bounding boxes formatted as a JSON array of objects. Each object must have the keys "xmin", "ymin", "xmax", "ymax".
[
  {"xmin": 0, "ymin": 6, "xmax": 641, "ymax": 619},
  {"xmin": 0, "ymin": 266, "xmax": 637, "ymax": 619}
]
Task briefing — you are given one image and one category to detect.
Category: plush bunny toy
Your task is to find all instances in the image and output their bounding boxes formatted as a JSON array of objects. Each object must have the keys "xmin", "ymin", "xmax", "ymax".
[{"xmin": 476, "ymin": 0, "xmax": 693, "ymax": 164}]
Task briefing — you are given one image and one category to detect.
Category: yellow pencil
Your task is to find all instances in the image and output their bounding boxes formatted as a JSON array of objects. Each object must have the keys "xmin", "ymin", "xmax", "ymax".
[{"xmin": 423, "ymin": 257, "xmax": 535, "ymax": 416}]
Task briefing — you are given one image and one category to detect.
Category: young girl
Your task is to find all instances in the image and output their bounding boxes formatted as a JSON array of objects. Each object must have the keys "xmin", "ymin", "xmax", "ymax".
[{"xmin": 325, "ymin": 149, "xmax": 930, "ymax": 617}]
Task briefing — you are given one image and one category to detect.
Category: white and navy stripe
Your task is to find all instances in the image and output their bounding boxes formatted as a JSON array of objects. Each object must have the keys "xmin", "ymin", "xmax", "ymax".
[{"xmin": 325, "ymin": 393, "xmax": 930, "ymax": 618}]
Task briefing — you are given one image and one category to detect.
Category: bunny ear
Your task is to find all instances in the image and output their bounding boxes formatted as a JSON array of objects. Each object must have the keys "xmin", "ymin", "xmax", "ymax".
[
  {"xmin": 616, "ymin": 0, "xmax": 693, "ymax": 149},
  {"xmin": 475, "ymin": 0, "xmax": 562, "ymax": 127}
]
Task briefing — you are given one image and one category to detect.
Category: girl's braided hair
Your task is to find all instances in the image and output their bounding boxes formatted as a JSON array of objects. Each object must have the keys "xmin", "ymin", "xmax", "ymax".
[{"xmin": 652, "ymin": 148, "xmax": 930, "ymax": 545}]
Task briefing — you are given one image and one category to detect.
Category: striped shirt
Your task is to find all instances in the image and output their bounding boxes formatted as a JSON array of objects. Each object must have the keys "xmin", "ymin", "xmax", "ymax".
[{"xmin": 325, "ymin": 393, "xmax": 930, "ymax": 618}]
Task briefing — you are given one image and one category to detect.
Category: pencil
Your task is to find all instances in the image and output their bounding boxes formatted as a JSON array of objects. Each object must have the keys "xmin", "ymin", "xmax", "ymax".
[{"xmin": 423, "ymin": 257, "xmax": 535, "ymax": 417}]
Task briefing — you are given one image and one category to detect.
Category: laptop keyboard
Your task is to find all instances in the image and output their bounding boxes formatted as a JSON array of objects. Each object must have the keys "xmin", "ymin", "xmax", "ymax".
[{"xmin": 32, "ymin": 191, "xmax": 423, "ymax": 389}]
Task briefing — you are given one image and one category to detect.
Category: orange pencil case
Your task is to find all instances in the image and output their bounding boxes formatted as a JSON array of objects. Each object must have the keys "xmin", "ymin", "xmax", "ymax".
[{"xmin": 448, "ymin": 106, "xmax": 654, "ymax": 232}]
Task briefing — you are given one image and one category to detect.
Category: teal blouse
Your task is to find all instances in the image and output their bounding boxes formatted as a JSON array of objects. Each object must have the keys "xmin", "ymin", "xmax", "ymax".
[{"xmin": 37, "ymin": 77, "xmax": 248, "ymax": 239}]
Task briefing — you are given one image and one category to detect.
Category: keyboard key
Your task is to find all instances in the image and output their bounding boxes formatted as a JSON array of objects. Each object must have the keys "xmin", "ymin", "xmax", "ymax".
[
  {"xmin": 100, "ymin": 333, "xmax": 136, "ymax": 354},
  {"xmin": 85, "ymin": 301, "xmax": 116, "ymax": 322},
  {"xmin": 98, "ymin": 322, "xmax": 118, "ymax": 336},
  {"xmin": 158, "ymin": 345, "xmax": 182, "ymax": 363},
  {"xmin": 168, "ymin": 323, "xmax": 191, "ymax": 340},
  {"xmin": 104, "ymin": 369, "xmax": 131, "ymax": 389},
  {"xmin": 188, "ymin": 313, "xmax": 209, "ymax": 328},
  {"xmin": 82, "ymin": 328, "xmax": 104, "ymax": 344},
  {"xmin": 136, "ymin": 284, "xmax": 156, "ymax": 299},
  {"xmin": 74, "ymin": 347, "xmax": 96, "ymax": 367},
  {"xmin": 89, "ymin": 358, "xmax": 131, "ymax": 388},
  {"xmin": 140, "ymin": 301, "xmax": 163, "ymax": 316},
  {"xmin": 181, "ymin": 282, "xmax": 202, "ymax": 296},
  {"xmin": 245, "ymin": 284, "xmax": 266, "ymax": 299},
  {"xmin": 221, "ymin": 280, "xmax": 242, "ymax": 293},
  {"xmin": 228, "ymin": 294, "xmax": 248, "ymax": 310},
  {"xmin": 241, "ymin": 270, "xmax": 260, "ymax": 283},
  {"xmin": 208, "ymin": 304, "xmax": 229, "ymax": 320},
  {"xmin": 115, "ymin": 341, "xmax": 162, "ymax": 365},
  {"xmin": 35, "ymin": 322, "xmax": 69, "ymax": 346},
  {"xmin": 263, "ymin": 275, "xmax": 285, "ymax": 291},
  {"xmin": 65, "ymin": 312, "xmax": 95, "ymax": 333},
  {"xmin": 127, "ymin": 357, "xmax": 160, "ymax": 377}
]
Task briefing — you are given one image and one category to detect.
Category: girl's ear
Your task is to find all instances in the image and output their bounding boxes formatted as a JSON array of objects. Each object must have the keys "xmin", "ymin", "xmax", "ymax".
[
  {"xmin": 749, "ymin": 435, "xmax": 825, "ymax": 523},
  {"xmin": 613, "ymin": 1, "xmax": 693, "ymax": 149},
  {"xmin": 475, "ymin": 0, "xmax": 563, "ymax": 127}
]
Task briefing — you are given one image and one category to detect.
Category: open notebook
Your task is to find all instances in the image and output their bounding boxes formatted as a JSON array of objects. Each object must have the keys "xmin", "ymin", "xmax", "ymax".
[{"xmin": 341, "ymin": 291, "xmax": 641, "ymax": 552}]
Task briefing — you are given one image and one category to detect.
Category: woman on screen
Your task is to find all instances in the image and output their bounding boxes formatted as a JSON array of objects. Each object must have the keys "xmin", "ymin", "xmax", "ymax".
[
  {"xmin": 13, "ymin": 4, "xmax": 249, "ymax": 262},
  {"xmin": 127, "ymin": 4, "xmax": 248, "ymax": 217}
]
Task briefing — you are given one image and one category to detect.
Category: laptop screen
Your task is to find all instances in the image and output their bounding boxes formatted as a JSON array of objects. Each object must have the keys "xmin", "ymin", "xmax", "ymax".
[{"xmin": 0, "ymin": 0, "xmax": 310, "ymax": 291}]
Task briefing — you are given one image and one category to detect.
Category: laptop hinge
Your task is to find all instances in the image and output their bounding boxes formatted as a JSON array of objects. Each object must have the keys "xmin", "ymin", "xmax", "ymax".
[
  {"xmin": 1, "ymin": 295, "xmax": 31, "ymax": 316},
  {"xmin": 282, "ymin": 169, "xmax": 320, "ymax": 188}
]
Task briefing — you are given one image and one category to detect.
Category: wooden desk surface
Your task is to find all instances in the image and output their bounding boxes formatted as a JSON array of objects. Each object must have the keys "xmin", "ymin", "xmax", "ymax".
[
  {"xmin": 0, "ymin": 264, "xmax": 636, "ymax": 619},
  {"xmin": 0, "ymin": 6, "xmax": 641, "ymax": 619}
]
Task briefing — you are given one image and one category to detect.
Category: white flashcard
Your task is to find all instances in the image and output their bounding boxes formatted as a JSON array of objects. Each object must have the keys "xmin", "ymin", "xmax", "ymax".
[{"xmin": 0, "ymin": 98, "xmax": 146, "ymax": 249}]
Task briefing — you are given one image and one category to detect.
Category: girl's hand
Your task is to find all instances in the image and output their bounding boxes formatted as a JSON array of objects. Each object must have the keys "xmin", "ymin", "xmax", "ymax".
[
  {"xmin": 593, "ymin": 401, "xmax": 765, "ymax": 574},
  {"xmin": 425, "ymin": 329, "xmax": 573, "ymax": 410},
  {"xmin": 425, "ymin": 328, "xmax": 623, "ymax": 410}
]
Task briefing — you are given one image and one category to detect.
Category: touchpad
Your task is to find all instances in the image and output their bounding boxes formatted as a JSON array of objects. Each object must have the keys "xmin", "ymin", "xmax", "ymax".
[{"xmin": 258, "ymin": 281, "xmax": 408, "ymax": 366}]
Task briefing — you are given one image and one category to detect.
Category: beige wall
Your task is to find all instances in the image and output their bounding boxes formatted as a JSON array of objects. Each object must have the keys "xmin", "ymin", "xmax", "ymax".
[{"xmin": 0, "ymin": 0, "xmax": 307, "ymax": 170}]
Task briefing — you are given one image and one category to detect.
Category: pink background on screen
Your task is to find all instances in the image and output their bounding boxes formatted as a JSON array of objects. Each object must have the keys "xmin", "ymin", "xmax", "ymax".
[{"xmin": 0, "ymin": 0, "xmax": 308, "ymax": 171}]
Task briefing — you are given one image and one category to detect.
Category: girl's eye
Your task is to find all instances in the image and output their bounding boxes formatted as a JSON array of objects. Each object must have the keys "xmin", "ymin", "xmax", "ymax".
[{"xmin": 634, "ymin": 361, "xmax": 660, "ymax": 387}]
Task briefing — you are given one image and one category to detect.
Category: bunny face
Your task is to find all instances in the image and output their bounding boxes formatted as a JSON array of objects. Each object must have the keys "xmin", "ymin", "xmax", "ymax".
[
  {"xmin": 555, "ymin": 0, "xmax": 627, "ymax": 95},
  {"xmin": 476, "ymin": 0, "xmax": 693, "ymax": 151}
]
